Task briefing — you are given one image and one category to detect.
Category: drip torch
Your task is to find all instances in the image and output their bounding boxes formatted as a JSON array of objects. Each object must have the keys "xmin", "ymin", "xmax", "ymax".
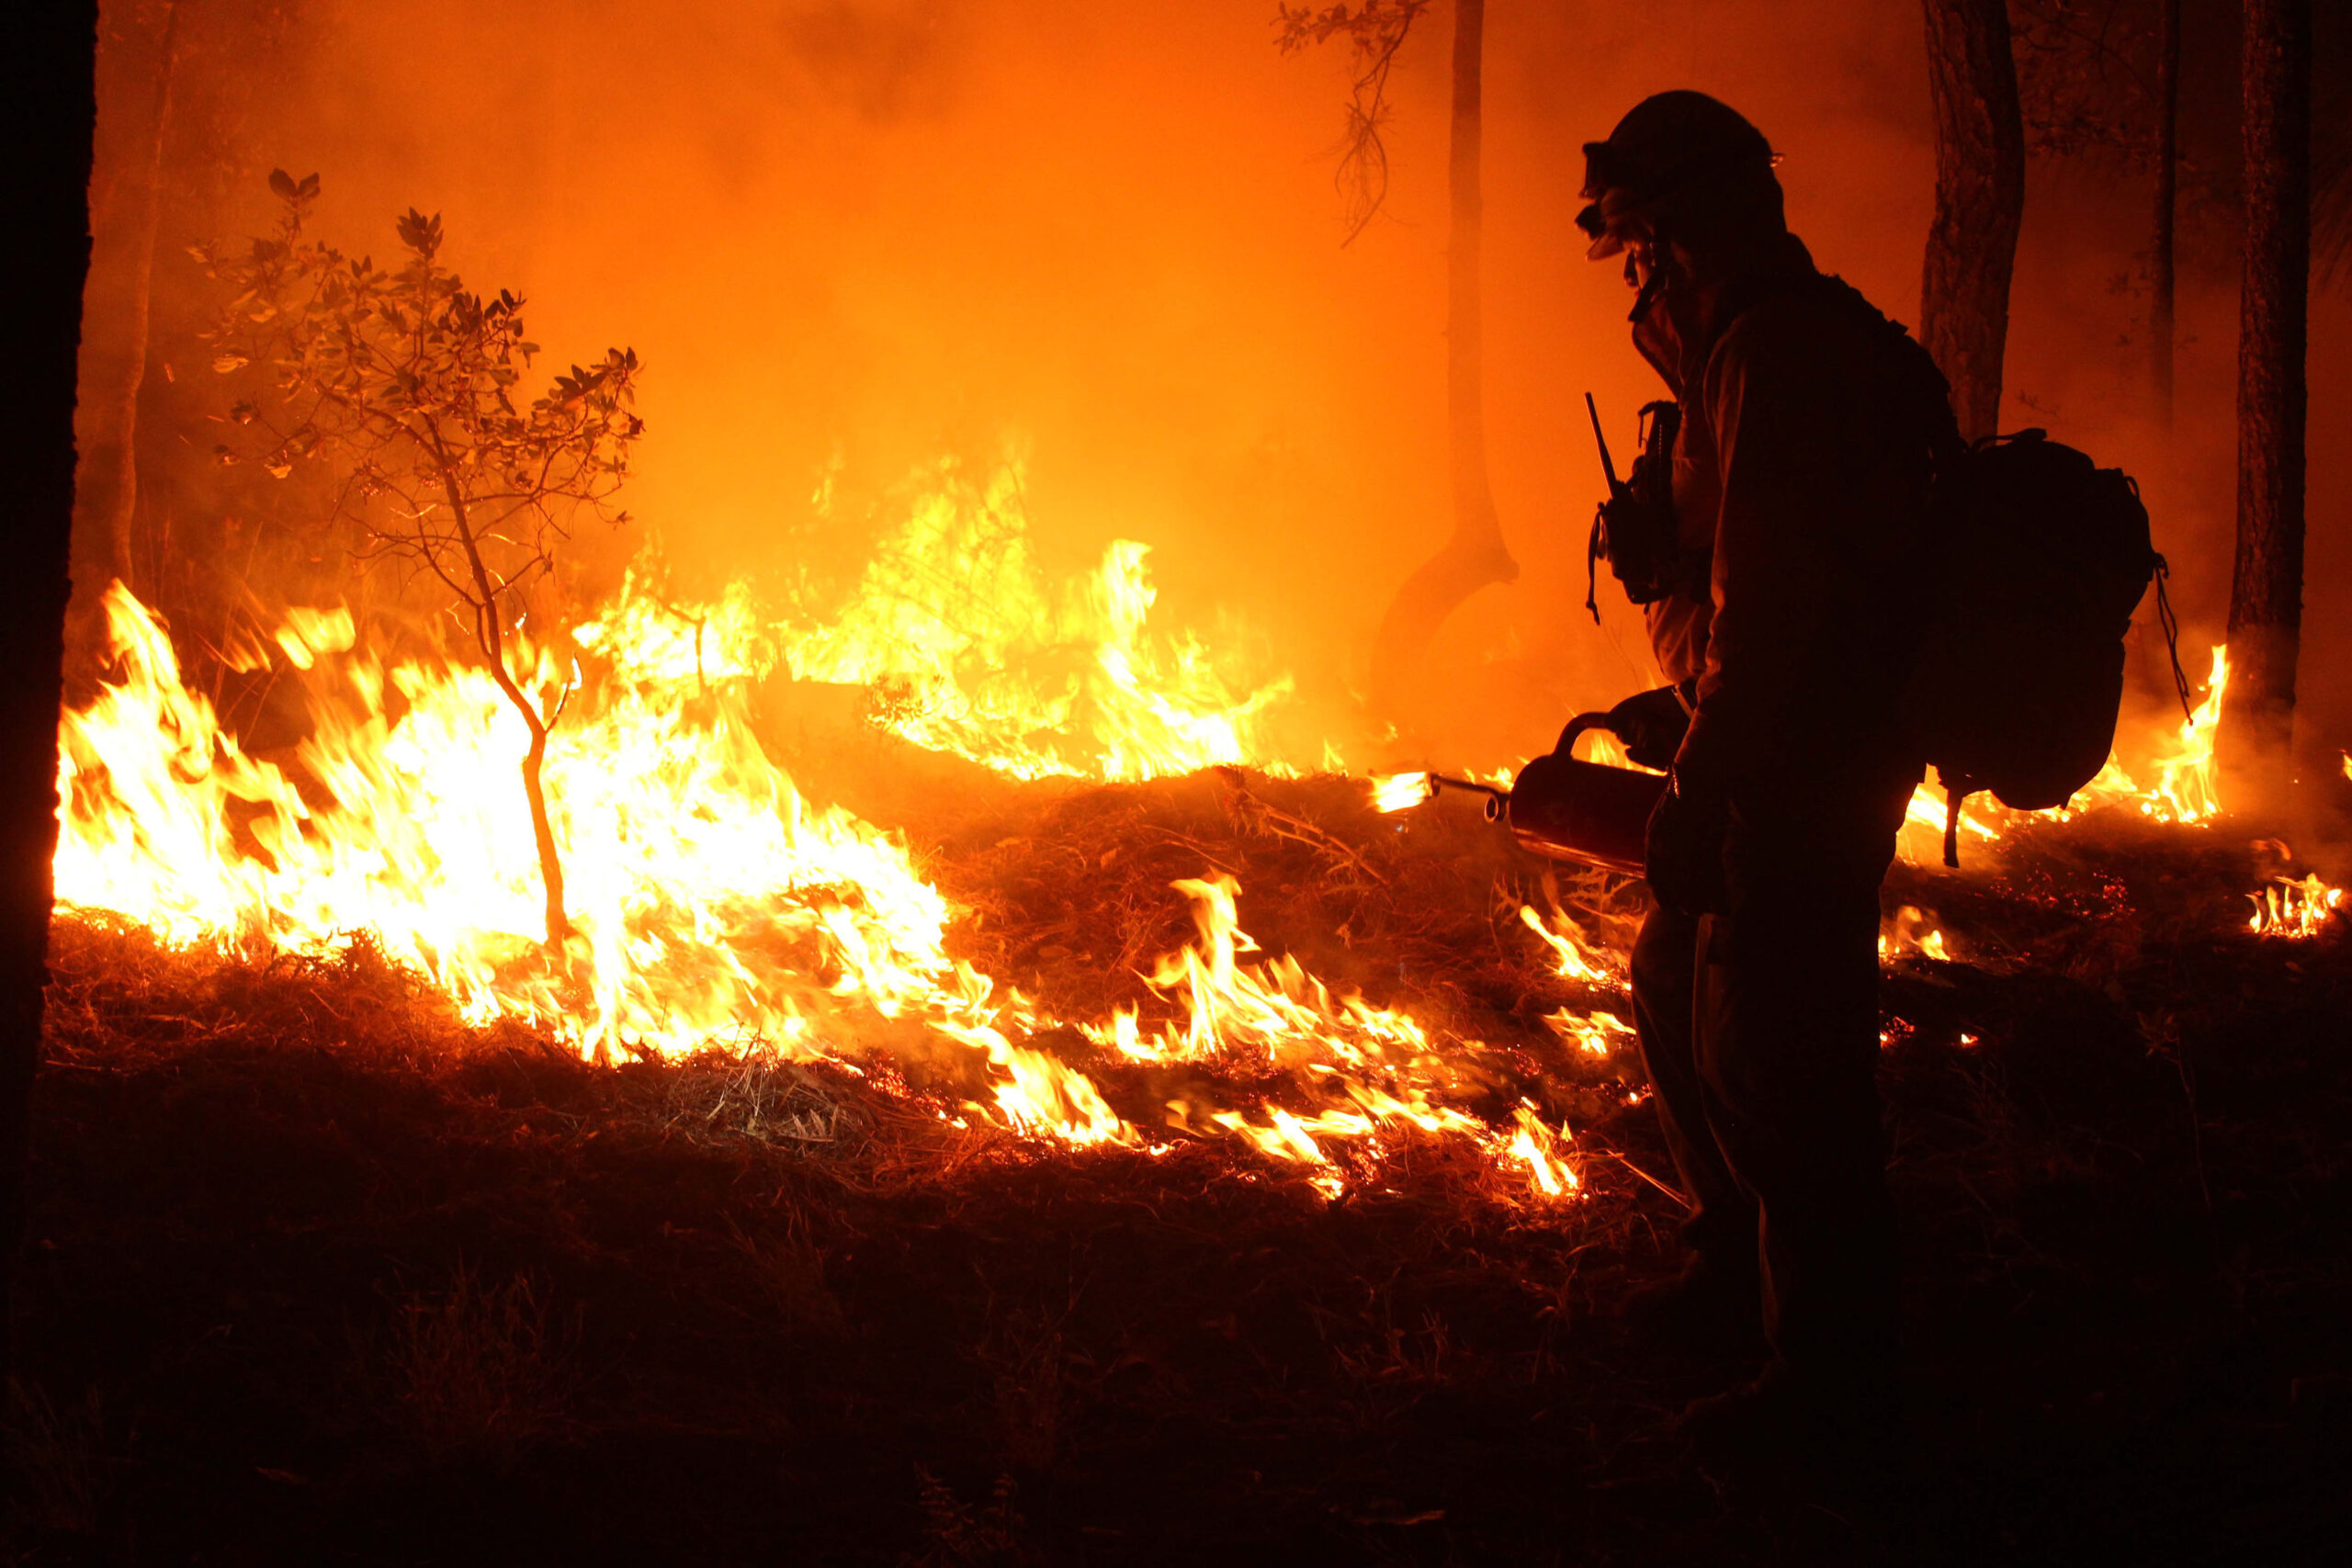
[{"xmin": 1422, "ymin": 713, "xmax": 1667, "ymax": 875}]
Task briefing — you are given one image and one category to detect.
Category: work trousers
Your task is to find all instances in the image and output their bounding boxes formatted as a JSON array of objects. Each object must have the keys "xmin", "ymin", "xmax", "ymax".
[{"xmin": 1628, "ymin": 762, "xmax": 1917, "ymax": 1390}]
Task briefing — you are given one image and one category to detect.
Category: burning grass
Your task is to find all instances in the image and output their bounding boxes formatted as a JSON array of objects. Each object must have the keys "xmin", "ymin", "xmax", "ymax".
[
  {"xmin": 14, "ymin": 777, "xmax": 2352, "ymax": 1562},
  {"xmin": 54, "ymin": 584, "xmax": 1654, "ymax": 1193}
]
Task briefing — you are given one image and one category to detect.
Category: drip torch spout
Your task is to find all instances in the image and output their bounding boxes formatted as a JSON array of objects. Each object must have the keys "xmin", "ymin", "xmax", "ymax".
[{"xmin": 1428, "ymin": 773, "xmax": 1511, "ymax": 821}]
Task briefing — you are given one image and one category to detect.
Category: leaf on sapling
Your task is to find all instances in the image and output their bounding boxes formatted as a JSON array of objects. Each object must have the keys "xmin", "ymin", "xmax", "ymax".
[
  {"xmin": 395, "ymin": 209, "xmax": 444, "ymax": 259},
  {"xmin": 268, "ymin": 168, "xmax": 299, "ymax": 200}
]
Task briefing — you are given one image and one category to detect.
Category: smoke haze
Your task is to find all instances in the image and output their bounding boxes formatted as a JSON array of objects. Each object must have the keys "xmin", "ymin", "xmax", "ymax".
[{"xmin": 104, "ymin": 0, "xmax": 2348, "ymax": 776}]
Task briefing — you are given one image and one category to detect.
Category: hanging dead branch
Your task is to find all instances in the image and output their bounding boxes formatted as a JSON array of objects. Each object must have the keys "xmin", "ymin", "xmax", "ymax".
[{"xmin": 1273, "ymin": 1, "xmax": 1431, "ymax": 243}]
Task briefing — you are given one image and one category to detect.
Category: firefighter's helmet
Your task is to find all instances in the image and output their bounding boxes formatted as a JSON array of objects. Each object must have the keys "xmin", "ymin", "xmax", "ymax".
[{"xmin": 1577, "ymin": 92, "xmax": 1779, "ymax": 259}]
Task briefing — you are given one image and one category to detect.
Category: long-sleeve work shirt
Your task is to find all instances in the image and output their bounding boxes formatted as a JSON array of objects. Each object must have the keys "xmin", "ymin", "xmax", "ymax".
[{"xmin": 1634, "ymin": 236, "xmax": 1933, "ymax": 790}]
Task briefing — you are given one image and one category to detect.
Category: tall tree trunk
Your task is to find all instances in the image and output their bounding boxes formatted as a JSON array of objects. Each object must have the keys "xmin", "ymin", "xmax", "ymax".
[
  {"xmin": 2150, "ymin": 0, "xmax": 2180, "ymax": 428},
  {"xmin": 66, "ymin": 0, "xmax": 176, "ymax": 688},
  {"xmin": 2222, "ymin": 0, "xmax": 2312, "ymax": 791},
  {"xmin": 0, "ymin": 0, "xmax": 97, "ymax": 1381},
  {"xmin": 1365, "ymin": 0, "xmax": 1516, "ymax": 723},
  {"xmin": 1918, "ymin": 0, "xmax": 2025, "ymax": 443}
]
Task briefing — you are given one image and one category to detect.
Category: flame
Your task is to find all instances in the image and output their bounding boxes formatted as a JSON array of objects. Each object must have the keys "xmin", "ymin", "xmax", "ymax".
[
  {"xmin": 2249, "ymin": 874, "xmax": 2343, "ymax": 939},
  {"xmin": 1069, "ymin": 872, "xmax": 1602, "ymax": 1198},
  {"xmin": 1578, "ymin": 729, "xmax": 1637, "ymax": 770},
  {"xmin": 56, "ymin": 583, "xmax": 1076, "ymax": 1101},
  {"xmin": 1100, "ymin": 872, "xmax": 1477, "ymax": 1102},
  {"xmin": 1544, "ymin": 1007, "xmax": 1634, "ymax": 1057},
  {"xmin": 1901, "ymin": 783, "xmax": 2004, "ymax": 854},
  {"xmin": 1879, "ymin": 905, "xmax": 1954, "ymax": 963},
  {"xmin": 774, "ymin": 456, "xmax": 1299, "ymax": 782},
  {"xmin": 2114, "ymin": 643, "xmax": 2230, "ymax": 825},
  {"xmin": 56, "ymin": 582, "xmax": 1596, "ymax": 1200},
  {"xmin": 1372, "ymin": 772, "xmax": 1432, "ymax": 813},
  {"xmin": 1503, "ymin": 1103, "xmax": 1579, "ymax": 1199},
  {"xmin": 62, "ymin": 545, "xmax": 2286, "ymax": 1208},
  {"xmin": 1519, "ymin": 903, "xmax": 1619, "ymax": 986}
]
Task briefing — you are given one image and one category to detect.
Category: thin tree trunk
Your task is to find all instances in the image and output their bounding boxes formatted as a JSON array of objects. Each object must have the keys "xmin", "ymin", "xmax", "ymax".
[
  {"xmin": 0, "ymin": 0, "xmax": 97, "ymax": 1381},
  {"xmin": 518, "ymin": 727, "xmax": 567, "ymax": 945},
  {"xmin": 2222, "ymin": 0, "xmax": 2312, "ymax": 789},
  {"xmin": 464, "ymin": 567, "xmax": 571, "ymax": 952},
  {"xmin": 1365, "ymin": 0, "xmax": 1516, "ymax": 722},
  {"xmin": 1918, "ymin": 0, "xmax": 2025, "ymax": 443},
  {"xmin": 2150, "ymin": 0, "xmax": 2179, "ymax": 428},
  {"xmin": 433, "ymin": 457, "xmax": 571, "ymax": 948},
  {"xmin": 67, "ymin": 0, "xmax": 176, "ymax": 685}
]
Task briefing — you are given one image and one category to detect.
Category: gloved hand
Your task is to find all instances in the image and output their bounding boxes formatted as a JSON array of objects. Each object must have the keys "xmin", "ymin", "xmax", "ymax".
[
  {"xmin": 1604, "ymin": 682, "xmax": 1694, "ymax": 771},
  {"xmin": 1645, "ymin": 770, "xmax": 1728, "ymax": 916}
]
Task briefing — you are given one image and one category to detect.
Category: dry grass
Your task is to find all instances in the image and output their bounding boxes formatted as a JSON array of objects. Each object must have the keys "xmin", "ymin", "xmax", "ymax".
[
  {"xmin": 376, "ymin": 1266, "xmax": 579, "ymax": 1463},
  {"xmin": 1, "ymin": 1381, "xmax": 108, "ymax": 1540},
  {"xmin": 10, "ymin": 776, "xmax": 2350, "ymax": 1563}
]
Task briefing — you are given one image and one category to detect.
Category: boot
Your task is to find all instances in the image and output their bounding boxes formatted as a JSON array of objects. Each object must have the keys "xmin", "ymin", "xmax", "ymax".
[
  {"xmin": 1677, "ymin": 1356, "xmax": 1898, "ymax": 1467},
  {"xmin": 1616, "ymin": 1250, "xmax": 1764, "ymax": 1352}
]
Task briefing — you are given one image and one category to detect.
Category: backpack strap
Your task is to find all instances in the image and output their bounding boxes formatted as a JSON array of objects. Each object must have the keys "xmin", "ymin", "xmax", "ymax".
[
  {"xmin": 1781, "ymin": 273, "xmax": 1966, "ymax": 476},
  {"xmin": 2151, "ymin": 550, "xmax": 2197, "ymax": 724},
  {"xmin": 1585, "ymin": 507, "xmax": 1605, "ymax": 625},
  {"xmin": 1939, "ymin": 767, "xmax": 1971, "ymax": 870}
]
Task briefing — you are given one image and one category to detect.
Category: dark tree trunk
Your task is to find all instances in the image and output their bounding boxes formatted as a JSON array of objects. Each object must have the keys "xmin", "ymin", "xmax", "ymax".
[
  {"xmin": 2222, "ymin": 0, "xmax": 2312, "ymax": 789},
  {"xmin": 0, "ymin": 0, "xmax": 97, "ymax": 1379},
  {"xmin": 1365, "ymin": 0, "xmax": 1516, "ymax": 722},
  {"xmin": 1918, "ymin": 0, "xmax": 2025, "ymax": 443},
  {"xmin": 2150, "ymin": 0, "xmax": 2180, "ymax": 428},
  {"xmin": 67, "ymin": 0, "xmax": 176, "ymax": 686}
]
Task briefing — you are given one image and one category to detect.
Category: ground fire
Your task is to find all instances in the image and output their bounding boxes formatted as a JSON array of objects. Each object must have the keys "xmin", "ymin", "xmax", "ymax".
[
  {"xmin": 8, "ymin": 2, "xmax": 2350, "ymax": 1562},
  {"xmin": 44, "ymin": 556, "xmax": 2340, "ymax": 1190}
]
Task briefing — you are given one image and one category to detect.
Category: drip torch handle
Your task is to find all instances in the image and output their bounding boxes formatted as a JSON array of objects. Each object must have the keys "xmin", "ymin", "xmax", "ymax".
[{"xmin": 1554, "ymin": 711, "xmax": 1618, "ymax": 759}]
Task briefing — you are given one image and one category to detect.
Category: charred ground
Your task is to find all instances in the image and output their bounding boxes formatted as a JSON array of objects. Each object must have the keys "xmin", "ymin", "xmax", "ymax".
[{"xmin": 6, "ymin": 769, "xmax": 2349, "ymax": 1565}]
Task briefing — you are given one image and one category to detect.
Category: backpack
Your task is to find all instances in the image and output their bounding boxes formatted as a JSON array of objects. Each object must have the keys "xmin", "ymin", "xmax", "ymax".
[
  {"xmin": 1760, "ymin": 276, "xmax": 2189, "ymax": 867},
  {"xmin": 1907, "ymin": 424, "xmax": 2184, "ymax": 865}
]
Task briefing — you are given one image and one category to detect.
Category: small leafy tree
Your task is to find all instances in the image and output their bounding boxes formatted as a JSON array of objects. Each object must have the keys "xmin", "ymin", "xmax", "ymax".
[{"xmin": 198, "ymin": 171, "xmax": 643, "ymax": 945}]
